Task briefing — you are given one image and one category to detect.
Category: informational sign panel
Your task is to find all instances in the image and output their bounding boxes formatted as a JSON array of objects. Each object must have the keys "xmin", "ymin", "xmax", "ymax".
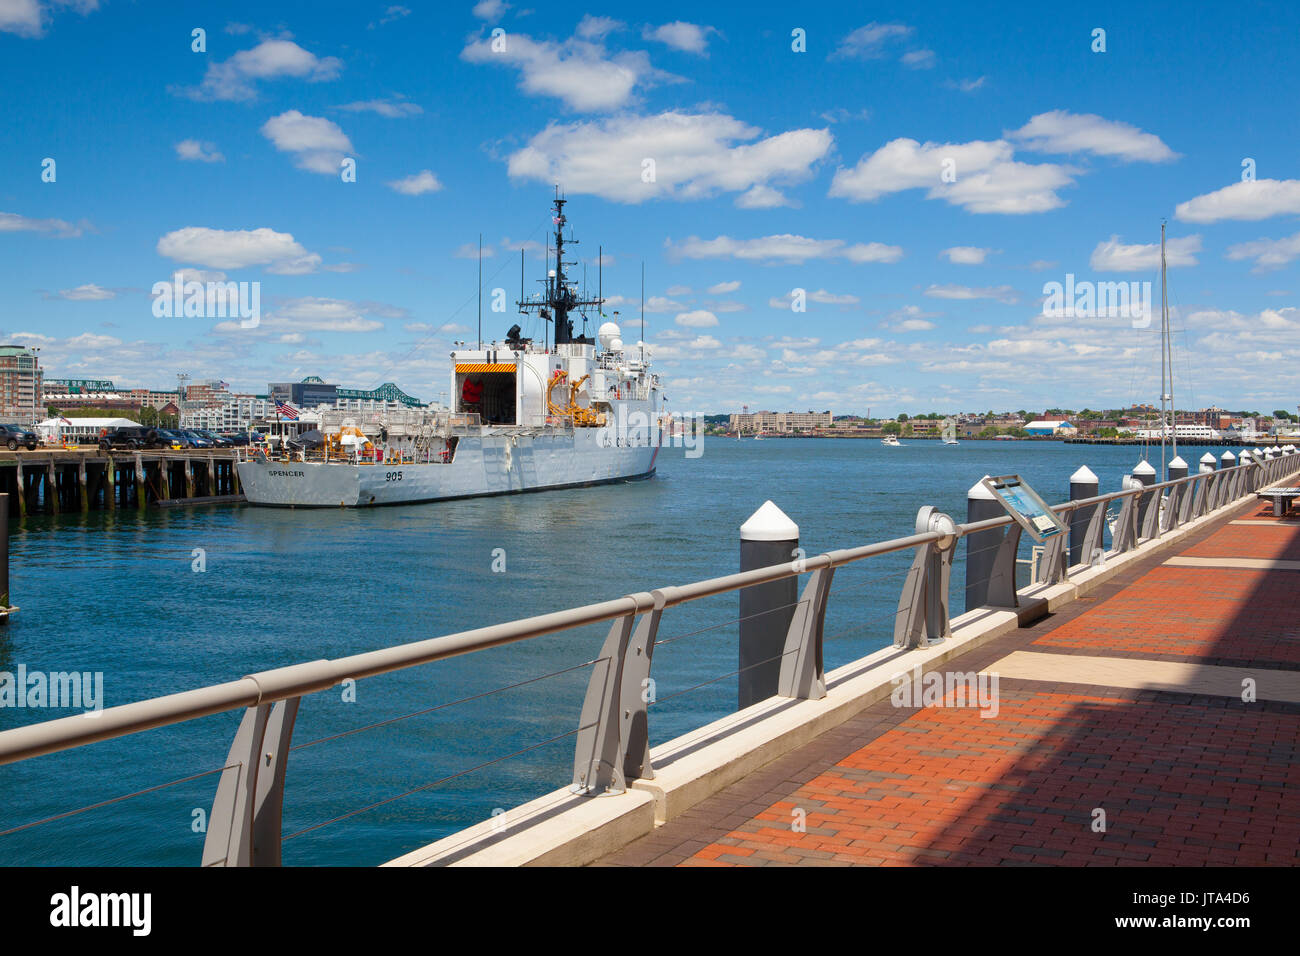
[{"xmin": 980, "ymin": 474, "xmax": 1068, "ymax": 542}]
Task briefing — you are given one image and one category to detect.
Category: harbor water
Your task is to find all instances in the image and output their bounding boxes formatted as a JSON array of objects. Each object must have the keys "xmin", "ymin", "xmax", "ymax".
[{"xmin": 0, "ymin": 438, "xmax": 1187, "ymax": 865}]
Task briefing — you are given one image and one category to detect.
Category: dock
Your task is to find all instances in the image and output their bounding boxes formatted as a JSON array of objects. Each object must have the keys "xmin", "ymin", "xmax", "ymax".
[
  {"xmin": 594, "ymin": 503, "xmax": 1300, "ymax": 866},
  {"xmin": 0, "ymin": 448, "xmax": 1295, "ymax": 869},
  {"xmin": 0, "ymin": 448, "xmax": 244, "ymax": 515}
]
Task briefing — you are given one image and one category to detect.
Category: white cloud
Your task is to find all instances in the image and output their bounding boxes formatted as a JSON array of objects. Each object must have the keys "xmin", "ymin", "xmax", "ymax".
[
  {"xmin": 576, "ymin": 15, "xmax": 623, "ymax": 40},
  {"xmin": 829, "ymin": 137, "xmax": 1075, "ymax": 214},
  {"xmin": 924, "ymin": 283, "xmax": 1019, "ymax": 303},
  {"xmin": 894, "ymin": 318, "xmax": 935, "ymax": 331},
  {"xmin": 675, "ymin": 309, "xmax": 718, "ymax": 328},
  {"xmin": 336, "ymin": 97, "xmax": 422, "ymax": 118},
  {"xmin": 260, "ymin": 110, "xmax": 353, "ymax": 175},
  {"xmin": 1089, "ymin": 234, "xmax": 1201, "ymax": 271},
  {"xmin": 831, "ymin": 23, "xmax": 912, "ymax": 60},
  {"xmin": 185, "ymin": 39, "xmax": 343, "ymax": 101},
  {"xmin": 646, "ymin": 296, "xmax": 685, "ymax": 313},
  {"xmin": 664, "ymin": 284, "xmax": 691, "ymax": 295},
  {"xmin": 1007, "ymin": 111, "xmax": 1178, "ymax": 163},
  {"xmin": 950, "ymin": 76, "xmax": 986, "ymax": 93},
  {"xmin": 901, "ymin": 48, "xmax": 935, "ymax": 69},
  {"xmin": 175, "ymin": 139, "xmax": 224, "ymax": 163},
  {"xmin": 374, "ymin": 5, "xmax": 411, "ymax": 27},
  {"xmin": 215, "ymin": 297, "xmax": 384, "ymax": 334},
  {"xmin": 0, "ymin": 0, "xmax": 98, "ymax": 38},
  {"xmin": 461, "ymin": 27, "xmax": 666, "ymax": 111},
  {"xmin": 57, "ymin": 283, "xmax": 114, "ymax": 300},
  {"xmin": 735, "ymin": 184, "xmax": 796, "ymax": 209},
  {"xmin": 941, "ymin": 246, "xmax": 996, "ymax": 264},
  {"xmin": 455, "ymin": 242, "xmax": 496, "ymax": 259},
  {"xmin": 707, "ymin": 280, "xmax": 740, "ymax": 294},
  {"xmin": 668, "ymin": 233, "xmax": 902, "ymax": 264},
  {"xmin": 1175, "ymin": 179, "xmax": 1300, "ymax": 223},
  {"xmin": 0, "ymin": 210, "xmax": 83, "ymax": 237},
  {"xmin": 156, "ymin": 226, "xmax": 315, "ymax": 272},
  {"xmin": 472, "ymin": 0, "xmax": 509, "ymax": 20},
  {"xmin": 644, "ymin": 21, "xmax": 715, "ymax": 54},
  {"xmin": 770, "ymin": 289, "xmax": 860, "ymax": 307},
  {"xmin": 507, "ymin": 110, "xmax": 831, "ymax": 206},
  {"xmin": 1225, "ymin": 231, "xmax": 1300, "ymax": 272},
  {"xmin": 387, "ymin": 169, "xmax": 443, "ymax": 195}
]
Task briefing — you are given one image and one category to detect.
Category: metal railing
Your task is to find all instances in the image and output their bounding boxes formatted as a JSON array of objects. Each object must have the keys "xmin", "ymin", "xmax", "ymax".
[{"xmin": 0, "ymin": 448, "xmax": 1296, "ymax": 865}]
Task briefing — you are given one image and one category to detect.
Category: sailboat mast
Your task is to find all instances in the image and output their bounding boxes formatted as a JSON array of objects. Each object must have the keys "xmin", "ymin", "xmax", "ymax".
[
  {"xmin": 477, "ymin": 233, "xmax": 482, "ymax": 350},
  {"xmin": 1164, "ymin": 222, "xmax": 1177, "ymax": 465},
  {"xmin": 1160, "ymin": 222, "xmax": 1168, "ymax": 480}
]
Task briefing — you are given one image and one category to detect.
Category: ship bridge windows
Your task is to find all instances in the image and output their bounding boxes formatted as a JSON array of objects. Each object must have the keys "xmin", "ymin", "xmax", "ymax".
[{"xmin": 456, "ymin": 363, "xmax": 516, "ymax": 425}]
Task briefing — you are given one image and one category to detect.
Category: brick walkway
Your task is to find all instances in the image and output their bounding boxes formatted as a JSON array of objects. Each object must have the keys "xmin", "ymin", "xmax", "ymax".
[{"xmin": 595, "ymin": 504, "xmax": 1300, "ymax": 866}]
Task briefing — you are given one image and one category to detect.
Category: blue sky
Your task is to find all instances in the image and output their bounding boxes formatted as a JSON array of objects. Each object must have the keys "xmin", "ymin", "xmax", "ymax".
[{"xmin": 2, "ymin": 0, "xmax": 1298, "ymax": 416}]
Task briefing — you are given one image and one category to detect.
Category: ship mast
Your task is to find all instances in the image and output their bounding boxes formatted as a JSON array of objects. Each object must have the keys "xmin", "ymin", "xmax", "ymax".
[{"xmin": 517, "ymin": 187, "xmax": 601, "ymax": 347}]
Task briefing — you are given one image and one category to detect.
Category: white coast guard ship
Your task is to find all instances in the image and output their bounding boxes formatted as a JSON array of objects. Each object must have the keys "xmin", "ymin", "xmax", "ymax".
[{"xmin": 237, "ymin": 195, "xmax": 663, "ymax": 507}]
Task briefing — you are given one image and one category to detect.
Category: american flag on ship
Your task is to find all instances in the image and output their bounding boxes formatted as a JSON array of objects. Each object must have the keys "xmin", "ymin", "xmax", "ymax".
[{"xmin": 275, "ymin": 400, "xmax": 299, "ymax": 420}]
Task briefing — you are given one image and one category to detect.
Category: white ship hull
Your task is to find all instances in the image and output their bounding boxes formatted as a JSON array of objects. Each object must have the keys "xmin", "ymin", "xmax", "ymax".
[{"xmin": 237, "ymin": 427, "xmax": 661, "ymax": 507}]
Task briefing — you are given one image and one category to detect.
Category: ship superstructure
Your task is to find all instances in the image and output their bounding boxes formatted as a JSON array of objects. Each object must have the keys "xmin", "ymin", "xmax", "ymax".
[{"xmin": 236, "ymin": 194, "xmax": 662, "ymax": 507}]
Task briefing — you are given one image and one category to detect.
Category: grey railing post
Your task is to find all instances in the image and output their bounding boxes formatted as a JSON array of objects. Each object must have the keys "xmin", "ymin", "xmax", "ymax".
[
  {"xmin": 965, "ymin": 476, "xmax": 1002, "ymax": 610},
  {"xmin": 203, "ymin": 696, "xmax": 301, "ymax": 867},
  {"xmin": 738, "ymin": 501, "xmax": 799, "ymax": 710},
  {"xmin": 618, "ymin": 591, "xmax": 667, "ymax": 783},
  {"xmin": 1196, "ymin": 454, "xmax": 1216, "ymax": 516},
  {"xmin": 894, "ymin": 507, "xmax": 957, "ymax": 648},
  {"xmin": 1113, "ymin": 480, "xmax": 1139, "ymax": 553},
  {"xmin": 777, "ymin": 561, "xmax": 832, "ymax": 700},
  {"xmin": 1165, "ymin": 456, "xmax": 1188, "ymax": 530},
  {"xmin": 1132, "ymin": 460, "xmax": 1156, "ymax": 536},
  {"xmin": 1068, "ymin": 466, "xmax": 1099, "ymax": 568},
  {"xmin": 572, "ymin": 608, "xmax": 638, "ymax": 795}
]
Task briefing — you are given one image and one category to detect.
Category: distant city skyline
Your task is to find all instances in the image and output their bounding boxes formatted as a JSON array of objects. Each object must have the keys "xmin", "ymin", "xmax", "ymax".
[{"xmin": 3, "ymin": 2, "xmax": 1299, "ymax": 416}]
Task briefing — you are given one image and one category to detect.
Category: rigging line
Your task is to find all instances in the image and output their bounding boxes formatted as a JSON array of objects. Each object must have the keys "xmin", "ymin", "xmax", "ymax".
[{"xmin": 366, "ymin": 215, "xmax": 552, "ymax": 388}]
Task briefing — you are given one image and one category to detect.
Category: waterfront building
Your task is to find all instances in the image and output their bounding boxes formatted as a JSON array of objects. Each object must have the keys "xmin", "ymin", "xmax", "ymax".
[
  {"xmin": 0, "ymin": 345, "xmax": 44, "ymax": 423},
  {"xmin": 729, "ymin": 410, "xmax": 833, "ymax": 434},
  {"xmin": 1024, "ymin": 420, "xmax": 1078, "ymax": 436}
]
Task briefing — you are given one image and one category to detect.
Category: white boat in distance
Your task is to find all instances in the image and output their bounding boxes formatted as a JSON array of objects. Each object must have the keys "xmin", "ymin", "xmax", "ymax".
[
  {"xmin": 237, "ymin": 194, "xmax": 662, "ymax": 507},
  {"xmin": 881, "ymin": 435, "xmax": 901, "ymax": 446}
]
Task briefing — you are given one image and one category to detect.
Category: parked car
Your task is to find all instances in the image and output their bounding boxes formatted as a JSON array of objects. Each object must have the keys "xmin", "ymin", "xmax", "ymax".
[
  {"xmin": 98, "ymin": 426, "xmax": 161, "ymax": 450},
  {"xmin": 0, "ymin": 424, "xmax": 40, "ymax": 451},
  {"xmin": 155, "ymin": 429, "xmax": 193, "ymax": 449},
  {"xmin": 194, "ymin": 429, "xmax": 231, "ymax": 447},
  {"xmin": 227, "ymin": 431, "xmax": 265, "ymax": 447},
  {"xmin": 179, "ymin": 429, "xmax": 214, "ymax": 448}
]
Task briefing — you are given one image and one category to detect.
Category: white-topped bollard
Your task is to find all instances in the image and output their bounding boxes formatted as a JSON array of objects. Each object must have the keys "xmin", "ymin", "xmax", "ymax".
[
  {"xmin": 1132, "ymin": 459, "xmax": 1157, "ymax": 532},
  {"xmin": 965, "ymin": 476, "xmax": 1002, "ymax": 610},
  {"xmin": 1199, "ymin": 452, "xmax": 1217, "ymax": 474},
  {"xmin": 1220, "ymin": 450, "xmax": 1236, "ymax": 470},
  {"xmin": 1168, "ymin": 455, "xmax": 1188, "ymax": 481},
  {"xmin": 738, "ymin": 501, "xmax": 799, "ymax": 710},
  {"xmin": 1068, "ymin": 465, "xmax": 1099, "ymax": 568}
]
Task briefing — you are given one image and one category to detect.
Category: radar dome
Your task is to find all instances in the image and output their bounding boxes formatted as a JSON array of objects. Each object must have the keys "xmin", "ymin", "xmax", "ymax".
[
  {"xmin": 598, "ymin": 322, "xmax": 621, "ymax": 349},
  {"xmin": 609, "ymin": 337, "xmax": 624, "ymax": 351}
]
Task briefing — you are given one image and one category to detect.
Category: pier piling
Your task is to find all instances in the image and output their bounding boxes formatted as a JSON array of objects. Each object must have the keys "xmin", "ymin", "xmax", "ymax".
[{"xmin": 0, "ymin": 493, "xmax": 8, "ymax": 618}]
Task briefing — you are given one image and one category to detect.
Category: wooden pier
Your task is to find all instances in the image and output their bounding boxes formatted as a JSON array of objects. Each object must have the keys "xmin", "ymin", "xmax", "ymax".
[{"xmin": 0, "ymin": 448, "xmax": 244, "ymax": 516}]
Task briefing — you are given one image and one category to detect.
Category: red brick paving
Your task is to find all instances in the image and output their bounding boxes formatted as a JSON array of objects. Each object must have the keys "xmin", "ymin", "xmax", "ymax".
[{"xmin": 594, "ymin": 504, "xmax": 1300, "ymax": 866}]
